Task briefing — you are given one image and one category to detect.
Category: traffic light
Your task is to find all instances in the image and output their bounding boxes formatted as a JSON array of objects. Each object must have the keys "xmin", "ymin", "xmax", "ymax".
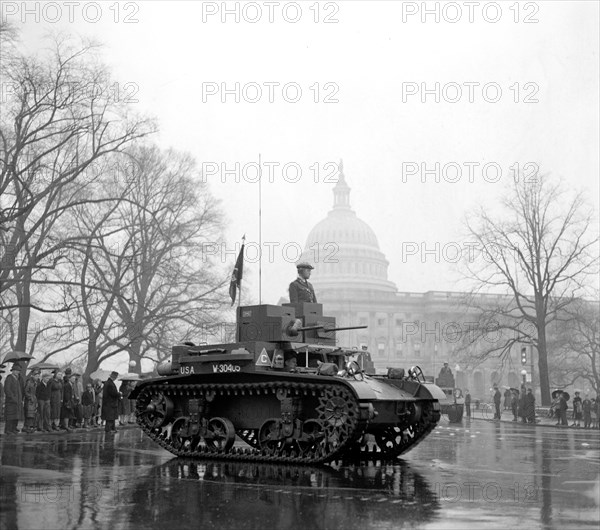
[{"xmin": 521, "ymin": 347, "xmax": 527, "ymax": 365}]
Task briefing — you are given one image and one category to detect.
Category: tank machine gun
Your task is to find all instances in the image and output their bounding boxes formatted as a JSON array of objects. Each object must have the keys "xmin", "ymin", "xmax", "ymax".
[{"xmin": 131, "ymin": 302, "xmax": 445, "ymax": 464}]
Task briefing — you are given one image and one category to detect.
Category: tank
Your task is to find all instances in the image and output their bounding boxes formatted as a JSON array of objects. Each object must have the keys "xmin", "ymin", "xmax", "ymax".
[
  {"xmin": 130, "ymin": 302, "xmax": 446, "ymax": 464},
  {"xmin": 435, "ymin": 367, "xmax": 464, "ymax": 423}
]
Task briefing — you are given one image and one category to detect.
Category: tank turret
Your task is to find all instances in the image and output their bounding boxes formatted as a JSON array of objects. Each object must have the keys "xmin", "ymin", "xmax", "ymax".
[{"xmin": 131, "ymin": 302, "xmax": 445, "ymax": 464}]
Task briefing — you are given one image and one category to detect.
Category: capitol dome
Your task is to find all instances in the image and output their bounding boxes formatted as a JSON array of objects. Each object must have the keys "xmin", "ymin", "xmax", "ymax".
[{"xmin": 299, "ymin": 162, "xmax": 398, "ymax": 296}]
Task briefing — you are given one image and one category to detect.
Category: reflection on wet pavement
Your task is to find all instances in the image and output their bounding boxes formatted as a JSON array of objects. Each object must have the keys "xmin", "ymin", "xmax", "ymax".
[{"xmin": 1, "ymin": 421, "xmax": 598, "ymax": 529}]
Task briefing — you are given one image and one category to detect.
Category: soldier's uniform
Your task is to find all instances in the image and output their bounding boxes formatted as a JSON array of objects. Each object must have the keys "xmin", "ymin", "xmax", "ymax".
[{"xmin": 289, "ymin": 262, "xmax": 317, "ymax": 303}]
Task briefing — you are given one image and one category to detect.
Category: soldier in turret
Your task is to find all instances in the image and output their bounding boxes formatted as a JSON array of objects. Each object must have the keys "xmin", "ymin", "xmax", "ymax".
[{"xmin": 289, "ymin": 262, "xmax": 317, "ymax": 304}]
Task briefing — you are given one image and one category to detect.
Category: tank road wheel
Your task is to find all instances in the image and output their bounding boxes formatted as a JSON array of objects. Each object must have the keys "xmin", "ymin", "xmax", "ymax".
[
  {"xmin": 205, "ymin": 417, "xmax": 236, "ymax": 452},
  {"xmin": 316, "ymin": 386, "xmax": 359, "ymax": 456},
  {"xmin": 138, "ymin": 391, "xmax": 174, "ymax": 430},
  {"xmin": 295, "ymin": 419, "xmax": 325, "ymax": 456},
  {"xmin": 258, "ymin": 419, "xmax": 284, "ymax": 455},
  {"xmin": 170, "ymin": 417, "xmax": 197, "ymax": 452}
]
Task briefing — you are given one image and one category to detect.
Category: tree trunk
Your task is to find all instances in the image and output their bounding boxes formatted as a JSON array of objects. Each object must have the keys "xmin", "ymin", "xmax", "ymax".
[{"xmin": 537, "ymin": 326, "xmax": 551, "ymax": 405}]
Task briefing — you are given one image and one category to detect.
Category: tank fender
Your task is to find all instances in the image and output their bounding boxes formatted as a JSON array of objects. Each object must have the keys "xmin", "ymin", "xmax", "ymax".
[{"xmin": 418, "ymin": 383, "xmax": 447, "ymax": 401}]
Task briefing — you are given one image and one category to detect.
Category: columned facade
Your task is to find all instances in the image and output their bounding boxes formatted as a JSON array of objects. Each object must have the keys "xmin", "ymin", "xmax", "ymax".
[{"xmin": 298, "ymin": 164, "xmax": 531, "ymax": 401}]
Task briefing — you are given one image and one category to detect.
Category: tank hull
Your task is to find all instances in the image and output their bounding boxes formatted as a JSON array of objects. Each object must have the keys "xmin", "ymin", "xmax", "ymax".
[{"xmin": 132, "ymin": 371, "xmax": 443, "ymax": 464}]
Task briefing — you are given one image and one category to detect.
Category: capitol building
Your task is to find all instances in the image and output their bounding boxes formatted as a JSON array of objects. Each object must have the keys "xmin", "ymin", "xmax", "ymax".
[{"xmin": 299, "ymin": 164, "xmax": 527, "ymax": 400}]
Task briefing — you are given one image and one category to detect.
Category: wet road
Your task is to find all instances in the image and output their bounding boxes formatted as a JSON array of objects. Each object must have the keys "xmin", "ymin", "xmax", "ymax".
[{"xmin": 1, "ymin": 420, "xmax": 598, "ymax": 529}]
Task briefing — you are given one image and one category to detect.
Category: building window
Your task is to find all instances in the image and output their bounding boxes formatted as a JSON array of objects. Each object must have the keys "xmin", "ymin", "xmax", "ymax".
[
  {"xmin": 359, "ymin": 317, "xmax": 368, "ymax": 326},
  {"xmin": 377, "ymin": 318, "xmax": 385, "ymax": 327}
]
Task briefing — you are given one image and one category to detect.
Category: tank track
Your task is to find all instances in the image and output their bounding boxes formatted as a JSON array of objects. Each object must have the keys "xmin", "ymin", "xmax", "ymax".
[
  {"xmin": 343, "ymin": 406, "xmax": 440, "ymax": 462},
  {"xmin": 135, "ymin": 380, "xmax": 368, "ymax": 464},
  {"xmin": 135, "ymin": 380, "xmax": 440, "ymax": 464}
]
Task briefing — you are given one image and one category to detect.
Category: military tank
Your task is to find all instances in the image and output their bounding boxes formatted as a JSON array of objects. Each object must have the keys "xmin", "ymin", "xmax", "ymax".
[{"xmin": 130, "ymin": 302, "xmax": 445, "ymax": 464}]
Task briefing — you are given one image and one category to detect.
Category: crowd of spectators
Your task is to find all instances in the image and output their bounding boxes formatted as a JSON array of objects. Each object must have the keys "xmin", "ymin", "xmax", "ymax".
[{"xmin": 1, "ymin": 363, "xmax": 138, "ymax": 435}]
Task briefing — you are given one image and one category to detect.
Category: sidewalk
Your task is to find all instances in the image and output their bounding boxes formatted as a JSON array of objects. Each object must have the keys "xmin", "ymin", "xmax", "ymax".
[
  {"xmin": 0, "ymin": 420, "xmax": 139, "ymax": 436},
  {"xmin": 463, "ymin": 406, "xmax": 600, "ymax": 432}
]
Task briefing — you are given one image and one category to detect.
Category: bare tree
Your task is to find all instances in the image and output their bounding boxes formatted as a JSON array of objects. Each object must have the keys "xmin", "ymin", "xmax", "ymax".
[
  {"xmin": 106, "ymin": 146, "xmax": 229, "ymax": 373},
  {"xmin": 0, "ymin": 33, "xmax": 154, "ymax": 355},
  {"xmin": 549, "ymin": 297, "xmax": 600, "ymax": 394},
  {"xmin": 461, "ymin": 176, "xmax": 598, "ymax": 405}
]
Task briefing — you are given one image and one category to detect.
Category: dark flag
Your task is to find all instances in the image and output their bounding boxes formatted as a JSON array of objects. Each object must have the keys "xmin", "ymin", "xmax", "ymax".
[{"xmin": 229, "ymin": 240, "xmax": 244, "ymax": 305}]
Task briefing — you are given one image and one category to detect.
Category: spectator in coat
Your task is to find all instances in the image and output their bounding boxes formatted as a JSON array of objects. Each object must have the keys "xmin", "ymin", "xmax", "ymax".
[
  {"xmin": 23, "ymin": 369, "xmax": 40, "ymax": 433},
  {"xmin": 3, "ymin": 364, "xmax": 24, "ymax": 434},
  {"xmin": 518, "ymin": 389, "xmax": 527, "ymax": 423},
  {"xmin": 503, "ymin": 388, "xmax": 512, "ymax": 410},
  {"xmin": 582, "ymin": 395, "xmax": 592, "ymax": 429},
  {"xmin": 81, "ymin": 383, "xmax": 95, "ymax": 429},
  {"xmin": 525, "ymin": 388, "xmax": 536, "ymax": 423},
  {"xmin": 93, "ymin": 379, "xmax": 103, "ymax": 426},
  {"xmin": 556, "ymin": 391, "xmax": 569, "ymax": 426},
  {"xmin": 464, "ymin": 390, "xmax": 471, "ymax": 419},
  {"xmin": 118, "ymin": 380, "xmax": 132, "ymax": 425},
  {"xmin": 60, "ymin": 369, "xmax": 74, "ymax": 432},
  {"xmin": 71, "ymin": 373, "xmax": 84, "ymax": 428},
  {"xmin": 493, "ymin": 386, "xmax": 502, "ymax": 420},
  {"xmin": 36, "ymin": 372, "xmax": 52, "ymax": 432},
  {"xmin": 511, "ymin": 389, "xmax": 519, "ymax": 421},
  {"xmin": 102, "ymin": 371, "xmax": 121, "ymax": 433},
  {"xmin": 572, "ymin": 391, "xmax": 583, "ymax": 428},
  {"xmin": 49, "ymin": 370, "xmax": 63, "ymax": 430}
]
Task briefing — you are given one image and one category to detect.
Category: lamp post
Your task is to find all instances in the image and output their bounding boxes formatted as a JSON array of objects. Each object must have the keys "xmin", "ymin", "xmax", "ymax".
[{"xmin": 521, "ymin": 369, "xmax": 527, "ymax": 385}]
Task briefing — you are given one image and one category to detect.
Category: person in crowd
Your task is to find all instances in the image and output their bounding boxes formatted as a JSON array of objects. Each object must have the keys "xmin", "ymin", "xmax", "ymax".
[
  {"xmin": 572, "ymin": 391, "xmax": 582, "ymax": 428},
  {"xmin": 511, "ymin": 389, "xmax": 519, "ymax": 421},
  {"xmin": 525, "ymin": 388, "xmax": 536, "ymax": 423},
  {"xmin": 591, "ymin": 397, "xmax": 598, "ymax": 429},
  {"xmin": 93, "ymin": 379, "xmax": 103, "ymax": 426},
  {"xmin": 503, "ymin": 388, "xmax": 512, "ymax": 410},
  {"xmin": 102, "ymin": 371, "xmax": 121, "ymax": 433},
  {"xmin": 60, "ymin": 369, "xmax": 74, "ymax": 432},
  {"xmin": 23, "ymin": 368, "xmax": 40, "ymax": 433},
  {"xmin": 81, "ymin": 383, "xmax": 95, "ymax": 429},
  {"xmin": 464, "ymin": 389, "xmax": 471, "ymax": 419},
  {"xmin": 556, "ymin": 391, "xmax": 569, "ymax": 426},
  {"xmin": 3, "ymin": 364, "xmax": 24, "ymax": 434},
  {"xmin": 36, "ymin": 372, "xmax": 52, "ymax": 432},
  {"xmin": 518, "ymin": 388, "xmax": 527, "ymax": 423},
  {"xmin": 582, "ymin": 394, "xmax": 592, "ymax": 429},
  {"xmin": 49, "ymin": 370, "xmax": 63, "ymax": 430},
  {"xmin": 71, "ymin": 373, "xmax": 84, "ymax": 428},
  {"xmin": 493, "ymin": 385, "xmax": 502, "ymax": 420},
  {"xmin": 118, "ymin": 379, "xmax": 132, "ymax": 425}
]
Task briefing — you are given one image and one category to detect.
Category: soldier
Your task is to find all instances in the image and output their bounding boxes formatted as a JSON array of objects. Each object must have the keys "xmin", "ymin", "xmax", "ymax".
[{"xmin": 289, "ymin": 262, "xmax": 317, "ymax": 304}]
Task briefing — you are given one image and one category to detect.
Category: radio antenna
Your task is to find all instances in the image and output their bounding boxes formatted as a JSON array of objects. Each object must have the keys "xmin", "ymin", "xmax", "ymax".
[{"xmin": 258, "ymin": 153, "xmax": 262, "ymax": 304}]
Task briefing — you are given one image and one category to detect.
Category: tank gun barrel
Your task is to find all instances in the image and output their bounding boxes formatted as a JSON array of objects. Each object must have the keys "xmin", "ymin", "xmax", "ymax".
[{"xmin": 296, "ymin": 324, "xmax": 368, "ymax": 332}]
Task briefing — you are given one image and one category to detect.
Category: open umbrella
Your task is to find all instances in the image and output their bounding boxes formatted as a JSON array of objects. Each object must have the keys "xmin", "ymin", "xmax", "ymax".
[
  {"xmin": 89, "ymin": 368, "xmax": 112, "ymax": 381},
  {"xmin": 118, "ymin": 373, "xmax": 141, "ymax": 381},
  {"xmin": 551, "ymin": 389, "xmax": 562, "ymax": 400},
  {"xmin": 29, "ymin": 362, "xmax": 60, "ymax": 371},
  {"xmin": 2, "ymin": 350, "xmax": 34, "ymax": 363},
  {"xmin": 510, "ymin": 387, "xmax": 520, "ymax": 395},
  {"xmin": 562, "ymin": 392, "xmax": 570, "ymax": 401}
]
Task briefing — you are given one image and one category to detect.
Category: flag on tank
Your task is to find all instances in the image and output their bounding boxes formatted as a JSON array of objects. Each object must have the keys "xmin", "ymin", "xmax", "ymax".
[{"xmin": 229, "ymin": 237, "xmax": 245, "ymax": 305}]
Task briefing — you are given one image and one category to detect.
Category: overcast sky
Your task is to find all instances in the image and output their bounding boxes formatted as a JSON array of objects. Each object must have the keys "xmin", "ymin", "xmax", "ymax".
[{"xmin": 12, "ymin": 0, "xmax": 600, "ymax": 305}]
